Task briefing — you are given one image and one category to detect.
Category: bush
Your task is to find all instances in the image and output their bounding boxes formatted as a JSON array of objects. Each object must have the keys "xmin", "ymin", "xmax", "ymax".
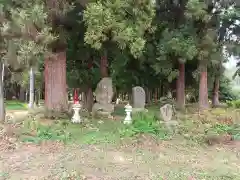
[
  {"xmin": 226, "ymin": 99, "xmax": 240, "ymax": 108},
  {"xmin": 119, "ymin": 111, "xmax": 169, "ymax": 139},
  {"xmin": 21, "ymin": 120, "xmax": 71, "ymax": 144},
  {"xmin": 219, "ymin": 76, "xmax": 238, "ymax": 102},
  {"xmin": 205, "ymin": 123, "xmax": 240, "ymax": 141}
]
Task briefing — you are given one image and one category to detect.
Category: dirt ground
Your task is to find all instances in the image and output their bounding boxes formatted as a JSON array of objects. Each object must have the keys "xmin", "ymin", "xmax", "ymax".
[{"xmin": 1, "ymin": 134, "xmax": 240, "ymax": 180}]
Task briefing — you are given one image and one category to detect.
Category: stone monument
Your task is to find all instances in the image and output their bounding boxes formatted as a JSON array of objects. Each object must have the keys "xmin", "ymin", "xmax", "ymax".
[
  {"xmin": 132, "ymin": 86, "xmax": 146, "ymax": 111},
  {"xmin": 160, "ymin": 104, "xmax": 178, "ymax": 131},
  {"xmin": 92, "ymin": 77, "xmax": 114, "ymax": 117},
  {"xmin": 160, "ymin": 104, "xmax": 173, "ymax": 122}
]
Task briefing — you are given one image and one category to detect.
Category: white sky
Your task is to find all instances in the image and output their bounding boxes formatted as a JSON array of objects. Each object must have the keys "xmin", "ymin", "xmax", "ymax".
[{"xmin": 224, "ymin": 56, "xmax": 237, "ymax": 69}]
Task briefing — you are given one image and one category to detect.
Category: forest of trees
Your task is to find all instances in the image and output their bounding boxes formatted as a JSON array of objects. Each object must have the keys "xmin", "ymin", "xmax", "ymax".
[{"xmin": 0, "ymin": 0, "xmax": 239, "ymax": 122}]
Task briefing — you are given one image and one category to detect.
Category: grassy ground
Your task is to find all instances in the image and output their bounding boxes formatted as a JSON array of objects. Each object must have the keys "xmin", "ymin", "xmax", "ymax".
[
  {"xmin": 1, "ymin": 104, "xmax": 240, "ymax": 179},
  {"xmin": 5, "ymin": 101, "xmax": 28, "ymax": 111}
]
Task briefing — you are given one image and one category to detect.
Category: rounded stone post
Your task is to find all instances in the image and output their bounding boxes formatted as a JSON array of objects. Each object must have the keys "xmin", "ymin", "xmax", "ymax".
[
  {"xmin": 71, "ymin": 103, "xmax": 82, "ymax": 123},
  {"xmin": 71, "ymin": 88, "xmax": 82, "ymax": 123},
  {"xmin": 124, "ymin": 103, "xmax": 132, "ymax": 124}
]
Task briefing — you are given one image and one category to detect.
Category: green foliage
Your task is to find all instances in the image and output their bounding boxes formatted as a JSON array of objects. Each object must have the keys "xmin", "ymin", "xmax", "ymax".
[
  {"xmin": 226, "ymin": 100, "xmax": 240, "ymax": 108},
  {"xmin": 210, "ymin": 123, "xmax": 233, "ymax": 134},
  {"xmin": 20, "ymin": 118, "xmax": 123, "ymax": 145},
  {"xmin": 2, "ymin": 0, "xmax": 56, "ymax": 67},
  {"xmin": 207, "ymin": 123, "xmax": 240, "ymax": 140},
  {"xmin": 208, "ymin": 75, "xmax": 238, "ymax": 102},
  {"xmin": 83, "ymin": 0, "xmax": 155, "ymax": 57},
  {"xmin": 119, "ymin": 112, "xmax": 169, "ymax": 139},
  {"xmin": 219, "ymin": 77, "xmax": 238, "ymax": 102},
  {"xmin": 21, "ymin": 120, "xmax": 71, "ymax": 144},
  {"xmin": 158, "ymin": 27, "xmax": 198, "ymax": 61},
  {"xmin": 0, "ymin": 0, "xmax": 239, "ymax": 114}
]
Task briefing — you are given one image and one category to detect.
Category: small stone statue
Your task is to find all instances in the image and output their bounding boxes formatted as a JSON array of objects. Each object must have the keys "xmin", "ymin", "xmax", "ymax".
[
  {"xmin": 124, "ymin": 103, "xmax": 132, "ymax": 124},
  {"xmin": 71, "ymin": 89, "xmax": 82, "ymax": 123}
]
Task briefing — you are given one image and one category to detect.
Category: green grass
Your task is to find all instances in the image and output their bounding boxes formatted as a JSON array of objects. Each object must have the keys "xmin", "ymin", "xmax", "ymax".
[
  {"xmin": 19, "ymin": 105, "xmax": 240, "ymax": 146},
  {"xmin": 5, "ymin": 100, "xmax": 28, "ymax": 110},
  {"xmin": 20, "ymin": 118, "xmax": 128, "ymax": 145},
  {"xmin": 19, "ymin": 109, "xmax": 172, "ymax": 145}
]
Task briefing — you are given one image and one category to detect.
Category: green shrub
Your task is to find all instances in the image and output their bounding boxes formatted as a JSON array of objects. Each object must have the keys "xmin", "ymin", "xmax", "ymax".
[
  {"xmin": 206, "ymin": 123, "xmax": 240, "ymax": 140},
  {"xmin": 226, "ymin": 100, "xmax": 234, "ymax": 107},
  {"xmin": 228, "ymin": 124, "xmax": 240, "ymax": 140},
  {"xmin": 119, "ymin": 111, "xmax": 169, "ymax": 139},
  {"xmin": 210, "ymin": 123, "xmax": 233, "ymax": 134},
  {"xmin": 21, "ymin": 120, "xmax": 71, "ymax": 144},
  {"xmin": 234, "ymin": 100, "xmax": 240, "ymax": 108},
  {"xmin": 226, "ymin": 99, "xmax": 240, "ymax": 108}
]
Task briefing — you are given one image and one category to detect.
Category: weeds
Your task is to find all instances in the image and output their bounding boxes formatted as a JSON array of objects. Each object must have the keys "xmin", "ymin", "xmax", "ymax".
[
  {"xmin": 21, "ymin": 120, "xmax": 71, "ymax": 144},
  {"xmin": 204, "ymin": 122, "xmax": 240, "ymax": 141},
  {"xmin": 226, "ymin": 99, "xmax": 240, "ymax": 108},
  {"xmin": 119, "ymin": 111, "xmax": 170, "ymax": 139},
  {"xmin": 19, "ymin": 105, "xmax": 240, "ymax": 146}
]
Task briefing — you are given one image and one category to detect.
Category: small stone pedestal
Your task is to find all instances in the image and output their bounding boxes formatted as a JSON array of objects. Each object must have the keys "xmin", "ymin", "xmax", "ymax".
[
  {"xmin": 71, "ymin": 103, "xmax": 82, "ymax": 123},
  {"xmin": 124, "ymin": 103, "xmax": 132, "ymax": 124}
]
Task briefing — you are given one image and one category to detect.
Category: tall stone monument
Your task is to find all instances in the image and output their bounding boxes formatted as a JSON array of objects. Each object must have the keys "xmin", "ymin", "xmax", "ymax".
[
  {"xmin": 132, "ymin": 86, "xmax": 146, "ymax": 110},
  {"xmin": 92, "ymin": 77, "xmax": 114, "ymax": 117}
]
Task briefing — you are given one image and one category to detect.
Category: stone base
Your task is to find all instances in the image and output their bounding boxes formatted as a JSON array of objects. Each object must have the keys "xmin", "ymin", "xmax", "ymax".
[
  {"xmin": 132, "ymin": 108, "xmax": 148, "ymax": 114},
  {"xmin": 92, "ymin": 103, "xmax": 114, "ymax": 117}
]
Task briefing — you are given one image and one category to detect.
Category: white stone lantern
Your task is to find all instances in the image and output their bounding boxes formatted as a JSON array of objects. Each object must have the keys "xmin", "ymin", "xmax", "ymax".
[
  {"xmin": 71, "ymin": 103, "xmax": 82, "ymax": 123},
  {"xmin": 124, "ymin": 103, "xmax": 132, "ymax": 124}
]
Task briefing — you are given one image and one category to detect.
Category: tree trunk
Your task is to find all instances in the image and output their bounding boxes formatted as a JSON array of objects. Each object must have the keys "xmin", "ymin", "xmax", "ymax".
[
  {"xmin": 85, "ymin": 87, "xmax": 93, "ymax": 112},
  {"xmin": 0, "ymin": 62, "xmax": 5, "ymax": 123},
  {"xmin": 199, "ymin": 65, "xmax": 209, "ymax": 109},
  {"xmin": 145, "ymin": 88, "xmax": 151, "ymax": 104},
  {"xmin": 19, "ymin": 87, "xmax": 25, "ymax": 102},
  {"xmin": 176, "ymin": 62, "xmax": 185, "ymax": 110},
  {"xmin": 212, "ymin": 75, "xmax": 220, "ymax": 107},
  {"xmin": 28, "ymin": 67, "xmax": 35, "ymax": 109},
  {"xmin": 25, "ymin": 91, "xmax": 28, "ymax": 102},
  {"xmin": 35, "ymin": 89, "xmax": 39, "ymax": 106},
  {"xmin": 45, "ymin": 51, "xmax": 68, "ymax": 111},
  {"xmin": 2, "ymin": 63, "xmax": 4, "ymax": 82},
  {"xmin": 100, "ymin": 50, "xmax": 108, "ymax": 77}
]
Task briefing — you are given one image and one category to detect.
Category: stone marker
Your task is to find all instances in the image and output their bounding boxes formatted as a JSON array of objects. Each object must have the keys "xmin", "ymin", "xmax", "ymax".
[
  {"xmin": 160, "ymin": 104, "xmax": 178, "ymax": 131},
  {"xmin": 92, "ymin": 77, "xmax": 114, "ymax": 117},
  {"xmin": 132, "ymin": 86, "xmax": 146, "ymax": 109},
  {"xmin": 160, "ymin": 104, "xmax": 173, "ymax": 122}
]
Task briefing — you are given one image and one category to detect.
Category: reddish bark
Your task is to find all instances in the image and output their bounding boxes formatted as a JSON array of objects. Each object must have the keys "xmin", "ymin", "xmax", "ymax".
[
  {"xmin": 0, "ymin": 62, "xmax": 5, "ymax": 123},
  {"xmin": 176, "ymin": 62, "xmax": 185, "ymax": 109},
  {"xmin": 199, "ymin": 70, "xmax": 209, "ymax": 109},
  {"xmin": 44, "ymin": 51, "xmax": 68, "ymax": 111},
  {"xmin": 212, "ymin": 76, "xmax": 220, "ymax": 107}
]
